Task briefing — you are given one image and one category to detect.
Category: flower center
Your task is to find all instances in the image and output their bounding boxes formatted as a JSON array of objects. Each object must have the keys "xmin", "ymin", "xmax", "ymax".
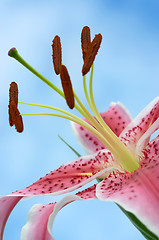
[{"xmin": 8, "ymin": 26, "xmax": 139, "ymax": 173}]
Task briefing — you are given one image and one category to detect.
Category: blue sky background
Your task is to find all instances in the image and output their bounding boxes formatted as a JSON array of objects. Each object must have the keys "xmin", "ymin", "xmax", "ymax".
[{"xmin": 0, "ymin": 0, "xmax": 159, "ymax": 239}]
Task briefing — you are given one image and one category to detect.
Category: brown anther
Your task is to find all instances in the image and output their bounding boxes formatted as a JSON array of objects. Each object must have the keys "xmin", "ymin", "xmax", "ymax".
[
  {"xmin": 81, "ymin": 26, "xmax": 91, "ymax": 61},
  {"xmin": 52, "ymin": 35, "xmax": 62, "ymax": 75},
  {"xmin": 9, "ymin": 82, "xmax": 18, "ymax": 106},
  {"xmin": 14, "ymin": 108, "xmax": 24, "ymax": 133},
  {"xmin": 60, "ymin": 65, "xmax": 75, "ymax": 109},
  {"xmin": 82, "ymin": 33, "xmax": 102, "ymax": 76},
  {"xmin": 8, "ymin": 100, "xmax": 16, "ymax": 127},
  {"xmin": 8, "ymin": 82, "xmax": 24, "ymax": 133}
]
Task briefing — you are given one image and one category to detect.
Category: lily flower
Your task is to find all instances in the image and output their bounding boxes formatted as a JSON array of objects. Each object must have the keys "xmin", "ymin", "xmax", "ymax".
[{"xmin": 1, "ymin": 26, "xmax": 159, "ymax": 240}]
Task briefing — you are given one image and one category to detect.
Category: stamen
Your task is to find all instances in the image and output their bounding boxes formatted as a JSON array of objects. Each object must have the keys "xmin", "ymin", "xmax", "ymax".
[
  {"xmin": 52, "ymin": 35, "xmax": 62, "ymax": 75},
  {"xmin": 83, "ymin": 74, "xmax": 93, "ymax": 111},
  {"xmin": 14, "ymin": 107, "xmax": 24, "ymax": 133},
  {"xmin": 8, "ymin": 28, "xmax": 139, "ymax": 172},
  {"xmin": 20, "ymin": 102, "xmax": 118, "ymax": 153},
  {"xmin": 21, "ymin": 111, "xmax": 112, "ymax": 148},
  {"xmin": 8, "ymin": 82, "xmax": 24, "ymax": 132},
  {"xmin": 60, "ymin": 65, "xmax": 75, "ymax": 109},
  {"xmin": 9, "ymin": 82, "xmax": 19, "ymax": 127},
  {"xmin": 9, "ymin": 99, "xmax": 24, "ymax": 133},
  {"xmin": 82, "ymin": 33, "xmax": 102, "ymax": 76},
  {"xmin": 81, "ymin": 26, "xmax": 91, "ymax": 61},
  {"xmin": 88, "ymin": 65, "xmax": 139, "ymax": 172},
  {"xmin": 8, "ymin": 100, "xmax": 16, "ymax": 127},
  {"xmin": 9, "ymin": 82, "xmax": 18, "ymax": 106}
]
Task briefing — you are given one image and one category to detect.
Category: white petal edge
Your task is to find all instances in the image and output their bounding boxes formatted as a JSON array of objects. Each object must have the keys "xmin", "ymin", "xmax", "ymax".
[
  {"xmin": 47, "ymin": 195, "xmax": 83, "ymax": 239},
  {"xmin": 136, "ymin": 118, "xmax": 159, "ymax": 156}
]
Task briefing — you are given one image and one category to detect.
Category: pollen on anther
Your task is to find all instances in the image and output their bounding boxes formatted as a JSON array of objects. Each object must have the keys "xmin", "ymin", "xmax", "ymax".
[
  {"xmin": 9, "ymin": 82, "xmax": 18, "ymax": 106},
  {"xmin": 8, "ymin": 100, "xmax": 15, "ymax": 127},
  {"xmin": 82, "ymin": 33, "xmax": 102, "ymax": 76},
  {"xmin": 14, "ymin": 105, "xmax": 24, "ymax": 133},
  {"xmin": 9, "ymin": 100, "xmax": 24, "ymax": 133},
  {"xmin": 52, "ymin": 35, "xmax": 62, "ymax": 75},
  {"xmin": 8, "ymin": 82, "xmax": 24, "ymax": 133},
  {"xmin": 60, "ymin": 65, "xmax": 75, "ymax": 109},
  {"xmin": 81, "ymin": 26, "xmax": 91, "ymax": 61}
]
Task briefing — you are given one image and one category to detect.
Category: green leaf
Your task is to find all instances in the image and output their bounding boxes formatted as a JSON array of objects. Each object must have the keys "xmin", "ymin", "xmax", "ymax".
[
  {"xmin": 58, "ymin": 134, "xmax": 81, "ymax": 157},
  {"xmin": 117, "ymin": 204, "xmax": 158, "ymax": 240}
]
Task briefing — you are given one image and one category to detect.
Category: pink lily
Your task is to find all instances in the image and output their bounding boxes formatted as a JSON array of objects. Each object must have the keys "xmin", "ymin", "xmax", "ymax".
[
  {"xmin": 1, "ymin": 98, "xmax": 159, "ymax": 239},
  {"xmin": 1, "ymin": 26, "xmax": 159, "ymax": 239}
]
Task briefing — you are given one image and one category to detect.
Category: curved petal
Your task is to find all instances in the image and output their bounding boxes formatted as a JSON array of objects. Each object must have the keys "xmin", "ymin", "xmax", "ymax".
[
  {"xmin": 21, "ymin": 188, "xmax": 97, "ymax": 240},
  {"xmin": 21, "ymin": 195, "xmax": 83, "ymax": 240},
  {"xmin": 120, "ymin": 97, "xmax": 159, "ymax": 153},
  {"xmin": 0, "ymin": 196, "xmax": 22, "ymax": 240},
  {"xmin": 21, "ymin": 203, "xmax": 56, "ymax": 240},
  {"xmin": 71, "ymin": 102, "xmax": 132, "ymax": 154},
  {"xmin": 136, "ymin": 118, "xmax": 159, "ymax": 156},
  {"xmin": 11, "ymin": 150, "xmax": 118, "ymax": 197},
  {"xmin": 0, "ymin": 185, "xmax": 97, "ymax": 240},
  {"xmin": 96, "ymin": 137, "xmax": 159, "ymax": 236},
  {"xmin": 47, "ymin": 195, "xmax": 83, "ymax": 238}
]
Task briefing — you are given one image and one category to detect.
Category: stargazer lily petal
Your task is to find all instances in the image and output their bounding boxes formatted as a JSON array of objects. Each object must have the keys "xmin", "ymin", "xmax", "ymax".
[
  {"xmin": 0, "ymin": 184, "xmax": 97, "ymax": 240},
  {"xmin": 96, "ymin": 136, "xmax": 159, "ymax": 236},
  {"xmin": 71, "ymin": 102, "xmax": 132, "ymax": 154},
  {"xmin": 136, "ymin": 118, "xmax": 159, "ymax": 156},
  {"xmin": 21, "ymin": 203, "xmax": 56, "ymax": 240},
  {"xmin": 76, "ymin": 184, "xmax": 97, "ymax": 200},
  {"xmin": 21, "ymin": 190, "xmax": 97, "ymax": 240},
  {"xmin": 0, "ymin": 196, "xmax": 22, "ymax": 240},
  {"xmin": 11, "ymin": 150, "xmax": 119, "ymax": 197},
  {"xmin": 120, "ymin": 97, "xmax": 159, "ymax": 154}
]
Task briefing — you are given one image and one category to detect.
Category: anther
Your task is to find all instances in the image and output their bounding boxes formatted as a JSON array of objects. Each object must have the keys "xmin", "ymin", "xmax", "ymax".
[
  {"xmin": 9, "ymin": 82, "xmax": 18, "ymax": 106},
  {"xmin": 82, "ymin": 33, "xmax": 102, "ymax": 76},
  {"xmin": 14, "ymin": 107, "xmax": 24, "ymax": 133},
  {"xmin": 8, "ymin": 100, "xmax": 24, "ymax": 132},
  {"xmin": 9, "ymin": 100, "xmax": 16, "ymax": 127},
  {"xmin": 8, "ymin": 82, "xmax": 24, "ymax": 133},
  {"xmin": 81, "ymin": 26, "xmax": 91, "ymax": 61},
  {"xmin": 60, "ymin": 65, "xmax": 75, "ymax": 109},
  {"xmin": 52, "ymin": 35, "xmax": 62, "ymax": 75}
]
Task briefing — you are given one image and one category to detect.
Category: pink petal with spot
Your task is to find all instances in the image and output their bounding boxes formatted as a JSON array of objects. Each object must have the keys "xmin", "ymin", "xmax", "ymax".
[
  {"xmin": 76, "ymin": 184, "xmax": 97, "ymax": 200},
  {"xmin": 120, "ymin": 97, "xmax": 159, "ymax": 153},
  {"xmin": 11, "ymin": 150, "xmax": 118, "ymax": 197},
  {"xmin": 96, "ymin": 137, "xmax": 159, "ymax": 236},
  {"xmin": 21, "ymin": 203, "xmax": 56, "ymax": 240},
  {"xmin": 136, "ymin": 119, "xmax": 159, "ymax": 156},
  {"xmin": 0, "ymin": 196, "xmax": 22, "ymax": 240},
  {"xmin": 21, "ymin": 195, "xmax": 83, "ymax": 240},
  {"xmin": 71, "ymin": 102, "xmax": 132, "ymax": 154}
]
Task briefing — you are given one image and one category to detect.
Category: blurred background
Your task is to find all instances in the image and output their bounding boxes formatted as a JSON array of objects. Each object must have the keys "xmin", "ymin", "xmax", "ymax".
[{"xmin": 0, "ymin": 0, "xmax": 159, "ymax": 239}]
